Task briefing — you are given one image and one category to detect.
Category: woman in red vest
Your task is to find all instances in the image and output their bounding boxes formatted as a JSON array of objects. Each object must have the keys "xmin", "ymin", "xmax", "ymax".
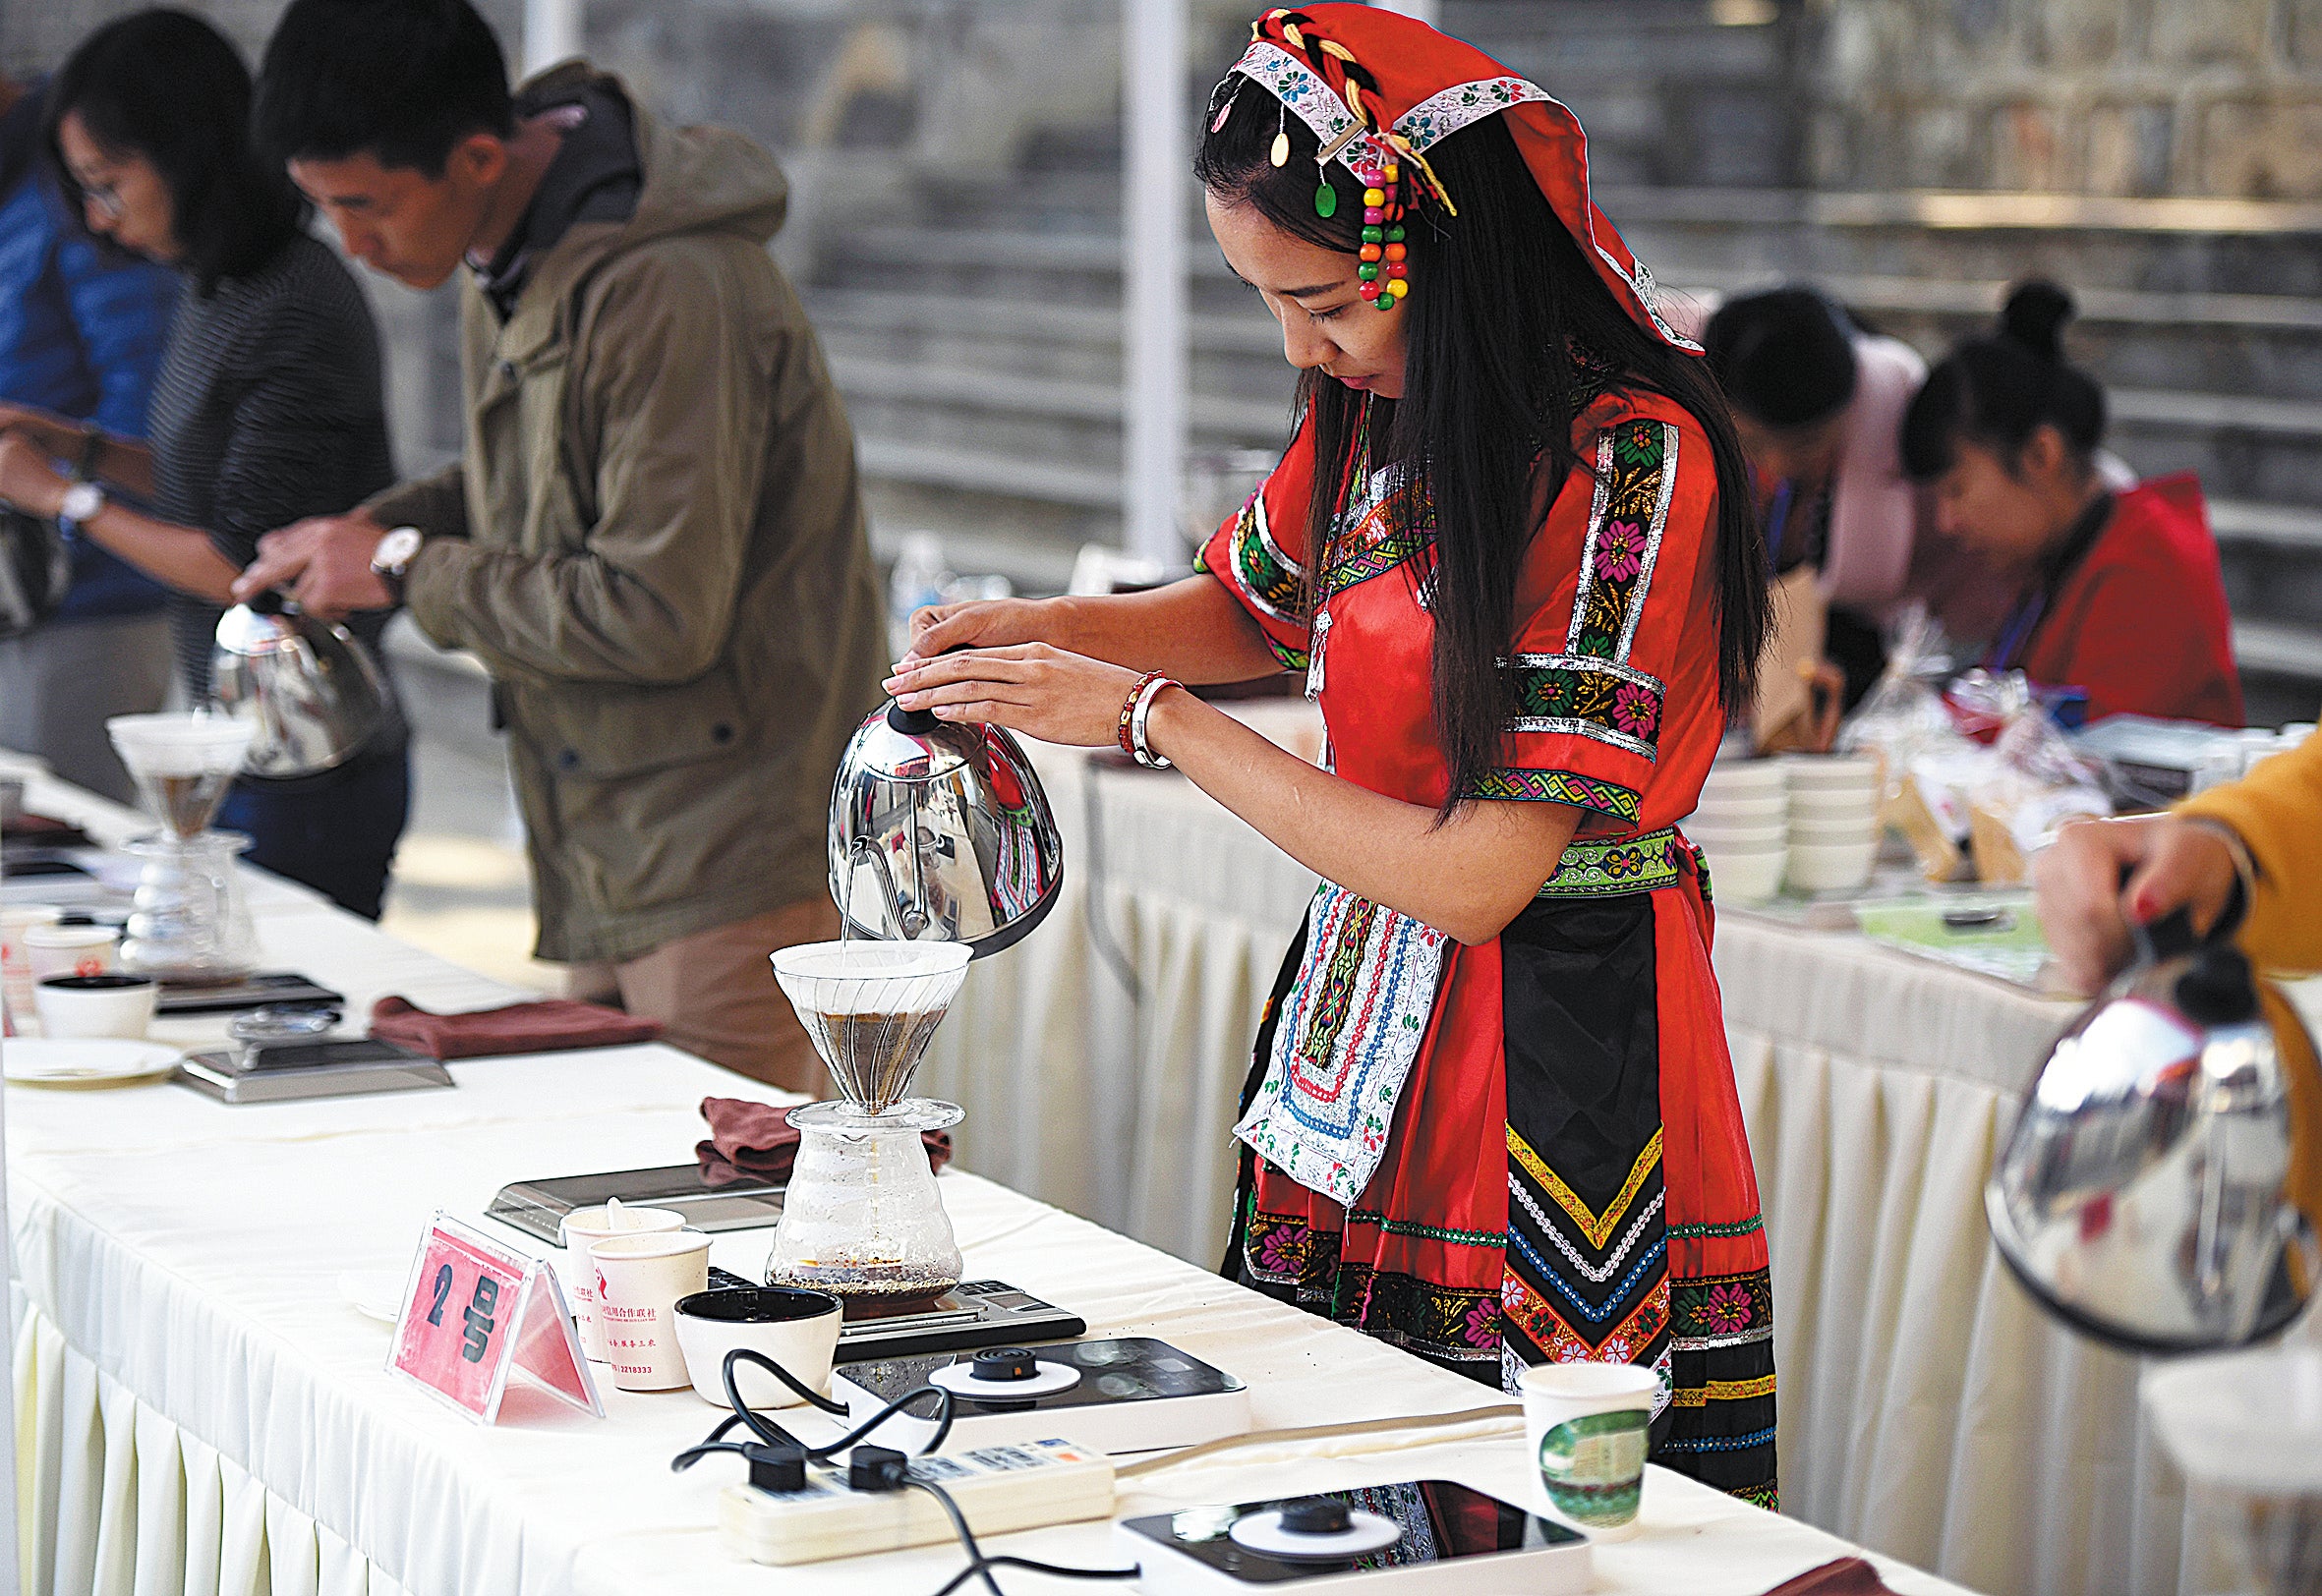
[{"xmin": 1901, "ymin": 282, "xmax": 2242, "ymax": 727}]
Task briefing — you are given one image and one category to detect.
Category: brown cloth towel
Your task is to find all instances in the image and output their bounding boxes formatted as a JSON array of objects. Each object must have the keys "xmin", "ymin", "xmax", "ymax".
[
  {"xmin": 697, "ymin": 1095, "xmax": 954, "ymax": 1188},
  {"xmin": 1759, "ymin": 1559, "xmax": 1902, "ymax": 1596},
  {"xmin": 369, "ymin": 996, "xmax": 662, "ymax": 1060}
]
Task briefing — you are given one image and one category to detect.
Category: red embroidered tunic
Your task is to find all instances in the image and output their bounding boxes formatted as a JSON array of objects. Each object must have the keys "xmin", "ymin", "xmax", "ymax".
[{"xmin": 1201, "ymin": 387, "xmax": 1778, "ymax": 1507}]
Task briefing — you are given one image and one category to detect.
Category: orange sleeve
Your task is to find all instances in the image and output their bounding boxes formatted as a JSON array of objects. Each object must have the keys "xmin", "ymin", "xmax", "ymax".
[
  {"xmin": 2178, "ymin": 734, "xmax": 2322, "ymax": 974},
  {"xmin": 1194, "ymin": 410, "xmax": 1316, "ymax": 673},
  {"xmin": 1462, "ymin": 408, "xmax": 1719, "ymax": 831}
]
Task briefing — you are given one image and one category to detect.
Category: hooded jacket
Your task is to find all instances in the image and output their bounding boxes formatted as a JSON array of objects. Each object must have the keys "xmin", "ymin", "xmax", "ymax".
[{"xmin": 369, "ymin": 66, "xmax": 885, "ymax": 962}]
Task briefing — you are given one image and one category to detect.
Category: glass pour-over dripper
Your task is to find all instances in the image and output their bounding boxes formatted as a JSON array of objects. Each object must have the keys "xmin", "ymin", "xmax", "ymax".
[
  {"xmin": 764, "ymin": 940, "xmax": 971, "ymax": 1302},
  {"xmin": 105, "ymin": 712, "xmax": 261, "ymax": 982}
]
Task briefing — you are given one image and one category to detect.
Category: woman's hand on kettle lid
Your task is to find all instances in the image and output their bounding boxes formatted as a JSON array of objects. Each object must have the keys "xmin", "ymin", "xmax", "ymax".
[
  {"xmin": 2034, "ymin": 815, "xmax": 2244, "ymax": 997},
  {"xmin": 901, "ymin": 597, "xmax": 1067, "ymax": 664},
  {"xmin": 883, "ymin": 643, "xmax": 1146, "ymax": 749}
]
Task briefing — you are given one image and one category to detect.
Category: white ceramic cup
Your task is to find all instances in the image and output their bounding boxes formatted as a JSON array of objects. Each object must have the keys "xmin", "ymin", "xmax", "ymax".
[
  {"xmin": 589, "ymin": 1229, "xmax": 713, "ymax": 1392},
  {"xmin": 1697, "ymin": 845, "xmax": 1785, "ymax": 905},
  {"xmin": 34, "ymin": 974, "xmax": 157, "ymax": 1040},
  {"xmin": 2, "ymin": 904, "xmax": 65, "ymax": 1022},
  {"xmin": 1780, "ymin": 752, "xmax": 1882, "ymax": 792},
  {"xmin": 1786, "ymin": 837, "xmax": 1879, "ymax": 892},
  {"xmin": 1699, "ymin": 761, "xmax": 1787, "ymax": 798},
  {"xmin": 1689, "ymin": 793, "xmax": 1787, "ymax": 826},
  {"xmin": 1520, "ymin": 1361, "xmax": 1660, "ymax": 1538},
  {"xmin": 1684, "ymin": 821, "xmax": 1788, "ymax": 850},
  {"xmin": 673, "ymin": 1285, "xmax": 843, "ymax": 1407},
  {"xmin": 559, "ymin": 1204, "xmax": 685, "ymax": 1362},
  {"xmin": 24, "ymin": 924, "xmax": 119, "ymax": 985}
]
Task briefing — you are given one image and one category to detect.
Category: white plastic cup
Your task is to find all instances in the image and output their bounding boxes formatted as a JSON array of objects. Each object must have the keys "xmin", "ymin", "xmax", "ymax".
[
  {"xmin": 24, "ymin": 924, "xmax": 119, "ymax": 985},
  {"xmin": 559, "ymin": 1204, "xmax": 684, "ymax": 1362},
  {"xmin": 589, "ymin": 1229, "xmax": 713, "ymax": 1392},
  {"xmin": 1520, "ymin": 1361, "xmax": 1660, "ymax": 1538},
  {"xmin": 34, "ymin": 974, "xmax": 157, "ymax": 1040},
  {"xmin": 1, "ymin": 905, "xmax": 64, "ymax": 1023}
]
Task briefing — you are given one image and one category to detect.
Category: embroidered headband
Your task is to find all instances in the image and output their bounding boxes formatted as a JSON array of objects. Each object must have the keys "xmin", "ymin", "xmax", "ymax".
[{"xmin": 1202, "ymin": 4, "xmax": 1701, "ymax": 351}]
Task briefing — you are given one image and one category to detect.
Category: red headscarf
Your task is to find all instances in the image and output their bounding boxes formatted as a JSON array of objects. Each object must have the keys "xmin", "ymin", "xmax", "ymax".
[{"xmin": 1213, "ymin": 4, "xmax": 1699, "ymax": 354}]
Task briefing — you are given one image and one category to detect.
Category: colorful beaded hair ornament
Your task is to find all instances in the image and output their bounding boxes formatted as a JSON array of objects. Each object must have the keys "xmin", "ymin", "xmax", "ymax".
[
  {"xmin": 1206, "ymin": 8, "xmax": 1457, "ymax": 312},
  {"xmin": 1202, "ymin": 4, "xmax": 1701, "ymax": 351}
]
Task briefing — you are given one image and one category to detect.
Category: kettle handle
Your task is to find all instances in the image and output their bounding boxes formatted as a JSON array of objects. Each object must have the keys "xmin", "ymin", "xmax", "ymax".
[
  {"xmin": 2122, "ymin": 863, "xmax": 2245, "ymax": 964},
  {"xmin": 243, "ymin": 585, "xmax": 288, "ymax": 617}
]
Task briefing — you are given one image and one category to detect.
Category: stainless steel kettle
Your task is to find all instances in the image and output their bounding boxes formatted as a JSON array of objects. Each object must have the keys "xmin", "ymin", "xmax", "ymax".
[
  {"xmin": 1987, "ymin": 906, "xmax": 2318, "ymax": 1352},
  {"xmin": 828, "ymin": 696, "xmax": 1064, "ymax": 956},
  {"xmin": 209, "ymin": 590, "xmax": 387, "ymax": 778}
]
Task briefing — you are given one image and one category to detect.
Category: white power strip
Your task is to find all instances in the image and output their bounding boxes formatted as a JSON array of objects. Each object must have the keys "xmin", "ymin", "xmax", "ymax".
[{"xmin": 719, "ymin": 1438, "xmax": 1117, "ymax": 1566}]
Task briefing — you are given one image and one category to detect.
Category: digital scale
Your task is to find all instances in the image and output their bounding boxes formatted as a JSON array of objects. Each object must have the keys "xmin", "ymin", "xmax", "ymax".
[
  {"xmin": 833, "ymin": 1337, "xmax": 1250, "ymax": 1454},
  {"xmin": 489, "ymin": 1165, "xmax": 788, "ymax": 1238}
]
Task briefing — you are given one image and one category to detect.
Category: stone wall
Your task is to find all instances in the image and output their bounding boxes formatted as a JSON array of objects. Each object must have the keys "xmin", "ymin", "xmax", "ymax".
[{"xmin": 1809, "ymin": 0, "xmax": 2322, "ymax": 198}]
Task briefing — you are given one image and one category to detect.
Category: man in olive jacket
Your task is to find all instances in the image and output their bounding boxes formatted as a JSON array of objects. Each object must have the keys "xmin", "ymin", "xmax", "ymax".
[{"xmin": 240, "ymin": 0, "xmax": 885, "ymax": 1089}]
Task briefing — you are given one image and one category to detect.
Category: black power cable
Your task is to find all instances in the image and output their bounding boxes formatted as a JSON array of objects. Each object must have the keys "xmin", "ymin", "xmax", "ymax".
[{"xmin": 668, "ymin": 1346, "xmax": 1138, "ymax": 1595}]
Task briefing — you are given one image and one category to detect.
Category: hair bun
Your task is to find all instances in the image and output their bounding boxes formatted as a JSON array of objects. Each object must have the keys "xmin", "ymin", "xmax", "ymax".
[{"xmin": 1999, "ymin": 281, "xmax": 2075, "ymax": 362}]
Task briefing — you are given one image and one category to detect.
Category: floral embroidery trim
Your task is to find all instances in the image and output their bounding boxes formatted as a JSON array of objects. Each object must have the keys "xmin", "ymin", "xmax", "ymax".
[
  {"xmin": 1503, "ymin": 653, "xmax": 1665, "ymax": 759},
  {"xmin": 1501, "ymin": 1269, "xmax": 1670, "ymax": 1370},
  {"xmin": 1669, "ymin": 1266, "xmax": 1776, "ymax": 1351},
  {"xmin": 1324, "ymin": 461, "xmax": 1430, "ymax": 598},
  {"xmin": 1565, "ymin": 420, "xmax": 1679, "ymax": 663},
  {"xmin": 1461, "ymin": 768, "xmax": 1643, "ymax": 824},
  {"xmin": 1228, "ymin": 489, "xmax": 1305, "ymax": 624},
  {"xmin": 1396, "ymin": 76, "xmax": 1552, "ymax": 152},
  {"xmin": 1536, "ymin": 827, "xmax": 1685, "ymax": 899}
]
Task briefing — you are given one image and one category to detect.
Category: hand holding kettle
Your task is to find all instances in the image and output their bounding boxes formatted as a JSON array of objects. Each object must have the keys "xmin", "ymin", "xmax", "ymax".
[{"xmin": 1994, "ymin": 844, "xmax": 2319, "ymax": 1352}]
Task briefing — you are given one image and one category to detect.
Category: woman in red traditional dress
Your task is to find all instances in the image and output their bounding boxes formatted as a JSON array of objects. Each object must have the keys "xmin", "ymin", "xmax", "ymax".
[
  {"xmin": 1902, "ymin": 282, "xmax": 2243, "ymax": 727},
  {"xmin": 885, "ymin": 5, "xmax": 1779, "ymax": 1507}
]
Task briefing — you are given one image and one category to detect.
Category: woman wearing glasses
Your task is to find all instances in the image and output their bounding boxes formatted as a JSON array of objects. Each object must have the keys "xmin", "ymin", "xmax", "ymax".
[{"xmin": 0, "ymin": 9, "xmax": 406, "ymax": 918}]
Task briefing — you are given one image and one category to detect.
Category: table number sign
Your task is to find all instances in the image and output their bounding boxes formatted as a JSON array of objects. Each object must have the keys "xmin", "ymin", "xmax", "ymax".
[{"xmin": 387, "ymin": 1212, "xmax": 603, "ymax": 1423}]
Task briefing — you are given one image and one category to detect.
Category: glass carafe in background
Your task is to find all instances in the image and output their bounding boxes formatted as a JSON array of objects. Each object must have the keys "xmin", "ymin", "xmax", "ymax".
[
  {"xmin": 104, "ymin": 713, "xmax": 261, "ymax": 984},
  {"xmin": 119, "ymin": 831, "xmax": 259, "ymax": 982}
]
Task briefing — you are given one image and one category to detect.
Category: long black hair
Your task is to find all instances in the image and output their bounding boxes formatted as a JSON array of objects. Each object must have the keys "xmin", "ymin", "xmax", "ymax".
[
  {"xmin": 1901, "ymin": 281, "xmax": 2106, "ymax": 481},
  {"xmin": 45, "ymin": 9, "xmax": 310, "ymax": 296},
  {"xmin": 1196, "ymin": 81, "xmax": 1767, "ymax": 812}
]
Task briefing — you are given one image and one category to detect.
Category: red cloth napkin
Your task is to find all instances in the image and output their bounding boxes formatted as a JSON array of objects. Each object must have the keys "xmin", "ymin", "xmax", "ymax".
[
  {"xmin": 369, "ymin": 996, "xmax": 661, "ymax": 1060},
  {"xmin": 697, "ymin": 1095, "xmax": 953, "ymax": 1188},
  {"xmin": 1758, "ymin": 1559, "xmax": 1901, "ymax": 1596}
]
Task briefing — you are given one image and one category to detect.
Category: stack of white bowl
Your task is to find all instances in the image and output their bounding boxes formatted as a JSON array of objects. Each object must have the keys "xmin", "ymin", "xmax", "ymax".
[
  {"xmin": 1781, "ymin": 753, "xmax": 1882, "ymax": 893},
  {"xmin": 1685, "ymin": 759, "xmax": 1788, "ymax": 904}
]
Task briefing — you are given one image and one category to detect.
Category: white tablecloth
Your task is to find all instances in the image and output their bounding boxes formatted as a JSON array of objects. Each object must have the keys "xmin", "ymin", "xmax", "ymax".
[
  {"xmin": 5, "ymin": 759, "xmax": 1981, "ymax": 1595},
  {"xmin": 928, "ymin": 737, "xmax": 2290, "ymax": 1596}
]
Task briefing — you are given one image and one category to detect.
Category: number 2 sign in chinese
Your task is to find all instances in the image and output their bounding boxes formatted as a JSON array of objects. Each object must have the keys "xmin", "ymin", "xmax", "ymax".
[{"xmin": 387, "ymin": 1212, "xmax": 603, "ymax": 1423}]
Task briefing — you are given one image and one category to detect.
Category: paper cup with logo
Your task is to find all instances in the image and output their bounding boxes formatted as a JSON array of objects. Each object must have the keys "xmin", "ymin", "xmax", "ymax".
[
  {"xmin": 558, "ymin": 1204, "xmax": 684, "ymax": 1361},
  {"xmin": 24, "ymin": 923, "xmax": 119, "ymax": 985},
  {"xmin": 1521, "ymin": 1362, "xmax": 1659, "ymax": 1537},
  {"xmin": 589, "ymin": 1229, "xmax": 712, "ymax": 1392},
  {"xmin": 1, "ymin": 905, "xmax": 64, "ymax": 1023}
]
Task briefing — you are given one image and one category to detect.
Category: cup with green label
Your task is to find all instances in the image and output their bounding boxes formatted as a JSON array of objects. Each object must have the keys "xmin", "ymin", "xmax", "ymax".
[{"xmin": 1520, "ymin": 1361, "xmax": 1659, "ymax": 1537}]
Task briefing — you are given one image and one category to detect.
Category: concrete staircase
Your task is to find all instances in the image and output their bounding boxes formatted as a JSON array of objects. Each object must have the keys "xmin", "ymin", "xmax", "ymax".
[{"xmin": 798, "ymin": 1, "xmax": 2322, "ymax": 724}]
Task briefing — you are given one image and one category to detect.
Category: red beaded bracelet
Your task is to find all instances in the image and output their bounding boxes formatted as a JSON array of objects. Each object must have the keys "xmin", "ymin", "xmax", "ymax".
[{"xmin": 1118, "ymin": 670, "xmax": 1164, "ymax": 758}]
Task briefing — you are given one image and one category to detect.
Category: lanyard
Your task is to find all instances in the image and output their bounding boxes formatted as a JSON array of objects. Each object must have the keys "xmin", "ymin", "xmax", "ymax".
[{"xmin": 1763, "ymin": 481, "xmax": 1793, "ymax": 580}]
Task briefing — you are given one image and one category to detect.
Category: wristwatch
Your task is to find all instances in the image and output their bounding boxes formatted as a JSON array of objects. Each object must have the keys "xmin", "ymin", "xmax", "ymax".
[
  {"xmin": 58, "ymin": 481, "xmax": 105, "ymax": 527},
  {"xmin": 371, "ymin": 525, "xmax": 425, "ymax": 600}
]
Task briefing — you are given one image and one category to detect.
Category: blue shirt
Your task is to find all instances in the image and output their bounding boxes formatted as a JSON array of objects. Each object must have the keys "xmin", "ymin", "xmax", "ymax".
[{"xmin": 0, "ymin": 81, "xmax": 178, "ymax": 620}]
